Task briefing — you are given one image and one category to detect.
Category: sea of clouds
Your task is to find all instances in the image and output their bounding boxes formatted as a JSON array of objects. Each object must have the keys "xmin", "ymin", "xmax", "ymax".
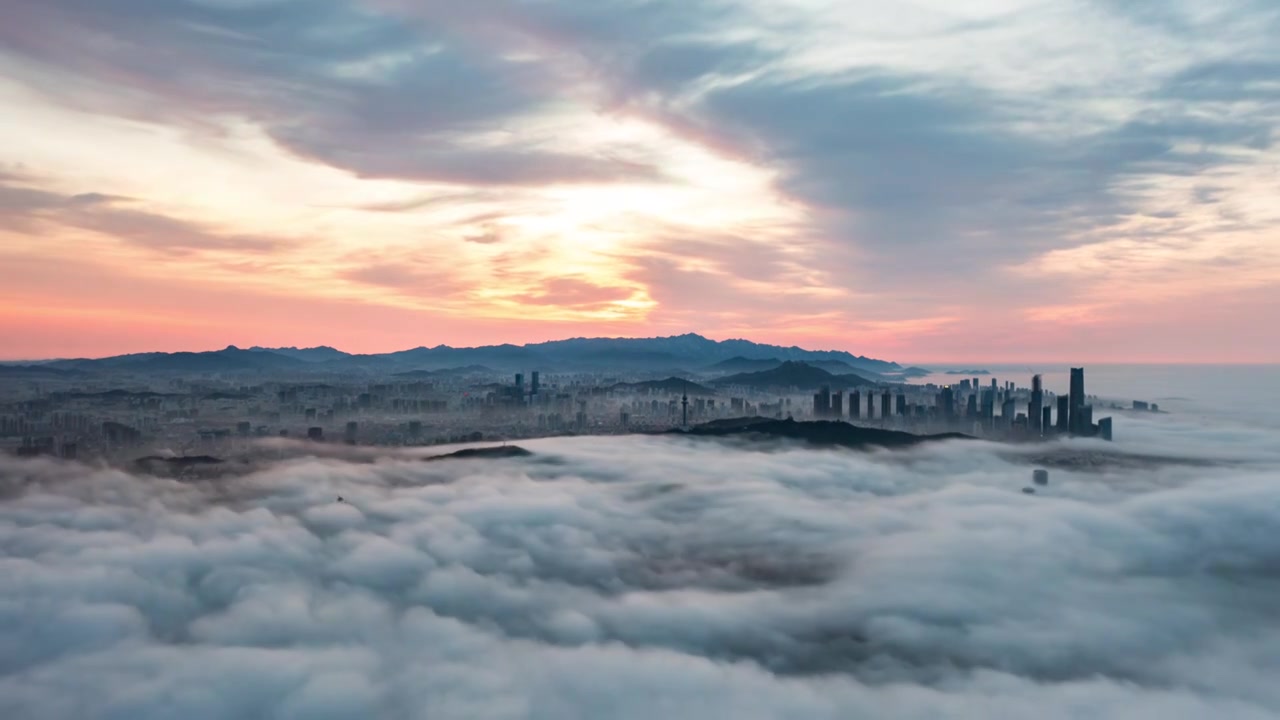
[{"xmin": 3, "ymin": 412, "xmax": 1280, "ymax": 719}]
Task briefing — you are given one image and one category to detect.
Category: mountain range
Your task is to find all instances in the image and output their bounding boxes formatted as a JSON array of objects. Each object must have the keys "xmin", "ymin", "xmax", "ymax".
[{"xmin": 26, "ymin": 334, "xmax": 911, "ymax": 376}]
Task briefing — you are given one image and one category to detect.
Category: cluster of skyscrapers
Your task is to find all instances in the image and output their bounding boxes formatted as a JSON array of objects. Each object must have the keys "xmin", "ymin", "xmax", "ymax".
[{"xmin": 812, "ymin": 367, "xmax": 1112, "ymax": 441}]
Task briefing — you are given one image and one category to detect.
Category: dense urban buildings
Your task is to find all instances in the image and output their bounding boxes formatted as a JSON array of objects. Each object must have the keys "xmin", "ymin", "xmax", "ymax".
[{"xmin": 0, "ymin": 344, "xmax": 1141, "ymax": 466}]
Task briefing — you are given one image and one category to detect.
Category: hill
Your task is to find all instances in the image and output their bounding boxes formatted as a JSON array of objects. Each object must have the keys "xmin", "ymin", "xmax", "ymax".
[
  {"xmin": 45, "ymin": 345, "xmax": 307, "ymax": 371},
  {"xmin": 248, "ymin": 346, "xmax": 350, "ymax": 362},
  {"xmin": 612, "ymin": 377, "xmax": 716, "ymax": 395},
  {"xmin": 48, "ymin": 346, "xmax": 307, "ymax": 374},
  {"xmin": 711, "ymin": 361, "xmax": 874, "ymax": 390},
  {"xmin": 393, "ymin": 365, "xmax": 496, "ymax": 378},
  {"xmin": 425, "ymin": 445, "xmax": 534, "ymax": 461},
  {"xmin": 674, "ymin": 417, "xmax": 970, "ymax": 450},
  {"xmin": 705, "ymin": 356, "xmax": 785, "ymax": 374},
  {"xmin": 0, "ymin": 364, "xmax": 82, "ymax": 378}
]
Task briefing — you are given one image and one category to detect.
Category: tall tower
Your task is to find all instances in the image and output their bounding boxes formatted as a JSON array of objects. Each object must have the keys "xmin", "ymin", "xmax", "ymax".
[
  {"xmin": 1069, "ymin": 368, "xmax": 1085, "ymax": 435},
  {"xmin": 531, "ymin": 371, "xmax": 540, "ymax": 396},
  {"xmin": 1029, "ymin": 374, "xmax": 1043, "ymax": 435},
  {"xmin": 681, "ymin": 379, "xmax": 689, "ymax": 427}
]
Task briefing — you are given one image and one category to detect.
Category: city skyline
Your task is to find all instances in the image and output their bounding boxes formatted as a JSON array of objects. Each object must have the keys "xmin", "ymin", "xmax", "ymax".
[{"xmin": 2, "ymin": 0, "xmax": 1279, "ymax": 363}]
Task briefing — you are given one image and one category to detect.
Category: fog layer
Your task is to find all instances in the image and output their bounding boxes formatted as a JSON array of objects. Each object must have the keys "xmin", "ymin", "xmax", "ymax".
[{"xmin": 3, "ymin": 415, "xmax": 1280, "ymax": 719}]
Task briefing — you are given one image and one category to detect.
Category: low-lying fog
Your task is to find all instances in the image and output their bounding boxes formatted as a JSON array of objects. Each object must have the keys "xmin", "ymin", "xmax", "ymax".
[{"xmin": 3, "ymin": 412, "xmax": 1279, "ymax": 719}]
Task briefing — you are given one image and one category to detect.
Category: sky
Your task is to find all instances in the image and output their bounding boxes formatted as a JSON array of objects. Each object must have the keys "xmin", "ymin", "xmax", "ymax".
[
  {"xmin": 1, "ymin": 0, "xmax": 1277, "ymax": 363},
  {"xmin": 4, "ymin": 409, "xmax": 1280, "ymax": 718}
]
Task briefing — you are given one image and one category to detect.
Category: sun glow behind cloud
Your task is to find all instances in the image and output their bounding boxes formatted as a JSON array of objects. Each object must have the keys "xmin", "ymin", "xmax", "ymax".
[{"xmin": 0, "ymin": 0, "xmax": 1277, "ymax": 360}]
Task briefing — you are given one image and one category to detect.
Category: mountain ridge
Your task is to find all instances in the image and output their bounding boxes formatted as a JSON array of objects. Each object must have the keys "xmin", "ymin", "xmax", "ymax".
[{"xmin": 39, "ymin": 334, "xmax": 907, "ymax": 375}]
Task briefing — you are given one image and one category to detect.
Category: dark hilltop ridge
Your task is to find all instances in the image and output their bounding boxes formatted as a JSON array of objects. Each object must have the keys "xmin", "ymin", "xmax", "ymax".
[
  {"xmin": 424, "ymin": 445, "xmax": 534, "ymax": 461},
  {"xmin": 669, "ymin": 417, "xmax": 971, "ymax": 450}
]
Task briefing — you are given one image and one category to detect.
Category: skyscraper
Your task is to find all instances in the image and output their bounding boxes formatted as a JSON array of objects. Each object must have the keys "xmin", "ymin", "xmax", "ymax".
[
  {"xmin": 1098, "ymin": 416, "xmax": 1113, "ymax": 441},
  {"xmin": 1029, "ymin": 374, "xmax": 1044, "ymax": 434},
  {"xmin": 940, "ymin": 387, "xmax": 955, "ymax": 419},
  {"xmin": 1069, "ymin": 368, "xmax": 1085, "ymax": 434},
  {"xmin": 1056, "ymin": 395, "xmax": 1069, "ymax": 432},
  {"xmin": 868, "ymin": 391, "xmax": 875, "ymax": 419},
  {"xmin": 881, "ymin": 390, "xmax": 891, "ymax": 420},
  {"xmin": 813, "ymin": 385, "xmax": 831, "ymax": 418},
  {"xmin": 850, "ymin": 391, "xmax": 861, "ymax": 419},
  {"xmin": 832, "ymin": 391, "xmax": 844, "ymax": 417},
  {"xmin": 1042, "ymin": 406, "xmax": 1052, "ymax": 435},
  {"xmin": 896, "ymin": 393, "xmax": 907, "ymax": 417},
  {"xmin": 531, "ymin": 371, "xmax": 540, "ymax": 396}
]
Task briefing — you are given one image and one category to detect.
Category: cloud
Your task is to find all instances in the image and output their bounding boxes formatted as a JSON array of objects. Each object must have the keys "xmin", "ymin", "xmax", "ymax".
[
  {"xmin": 0, "ymin": 175, "xmax": 290, "ymax": 255},
  {"xmin": 3, "ymin": 410, "xmax": 1280, "ymax": 717},
  {"xmin": 513, "ymin": 278, "xmax": 636, "ymax": 308},
  {"xmin": 2, "ymin": 0, "xmax": 1279, "ymax": 359},
  {"xmin": 341, "ymin": 263, "xmax": 461, "ymax": 293},
  {"xmin": 0, "ymin": 0, "xmax": 659, "ymax": 186}
]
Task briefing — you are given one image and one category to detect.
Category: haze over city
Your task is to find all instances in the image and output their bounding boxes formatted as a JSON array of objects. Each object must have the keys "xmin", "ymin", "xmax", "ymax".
[{"xmin": 2, "ymin": 0, "xmax": 1278, "ymax": 362}]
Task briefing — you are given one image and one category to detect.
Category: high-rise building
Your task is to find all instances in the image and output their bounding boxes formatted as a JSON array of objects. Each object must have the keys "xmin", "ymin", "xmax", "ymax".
[
  {"xmin": 1042, "ymin": 406, "xmax": 1052, "ymax": 435},
  {"xmin": 1056, "ymin": 395, "xmax": 1069, "ymax": 432},
  {"xmin": 1029, "ymin": 374, "xmax": 1044, "ymax": 434},
  {"xmin": 1001, "ymin": 398, "xmax": 1016, "ymax": 426},
  {"xmin": 868, "ymin": 391, "xmax": 875, "ymax": 418},
  {"xmin": 966, "ymin": 394, "xmax": 978, "ymax": 419},
  {"xmin": 832, "ymin": 391, "xmax": 844, "ymax": 417},
  {"xmin": 813, "ymin": 386, "xmax": 831, "ymax": 418},
  {"xmin": 1098, "ymin": 416, "xmax": 1113, "ymax": 441},
  {"xmin": 344, "ymin": 421, "xmax": 358, "ymax": 445},
  {"xmin": 896, "ymin": 393, "xmax": 907, "ymax": 417},
  {"xmin": 940, "ymin": 387, "xmax": 955, "ymax": 419},
  {"xmin": 1080, "ymin": 404, "xmax": 1094, "ymax": 435},
  {"xmin": 850, "ymin": 391, "xmax": 861, "ymax": 419},
  {"xmin": 1069, "ymin": 368, "xmax": 1085, "ymax": 434},
  {"xmin": 881, "ymin": 390, "xmax": 891, "ymax": 419},
  {"xmin": 531, "ymin": 371, "xmax": 540, "ymax": 396}
]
